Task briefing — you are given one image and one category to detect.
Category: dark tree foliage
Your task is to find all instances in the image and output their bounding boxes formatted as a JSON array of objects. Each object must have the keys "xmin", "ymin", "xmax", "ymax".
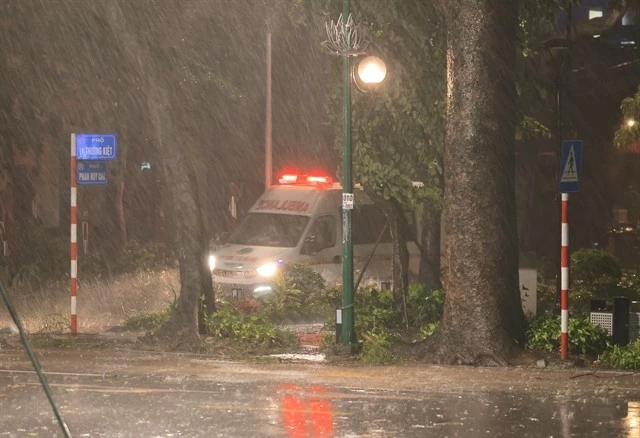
[{"xmin": 317, "ymin": 0, "xmax": 446, "ymax": 301}]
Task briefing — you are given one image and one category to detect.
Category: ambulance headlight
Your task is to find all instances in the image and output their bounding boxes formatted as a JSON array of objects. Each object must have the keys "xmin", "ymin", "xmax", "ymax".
[
  {"xmin": 208, "ymin": 255, "xmax": 216, "ymax": 271},
  {"xmin": 256, "ymin": 262, "xmax": 278, "ymax": 277}
]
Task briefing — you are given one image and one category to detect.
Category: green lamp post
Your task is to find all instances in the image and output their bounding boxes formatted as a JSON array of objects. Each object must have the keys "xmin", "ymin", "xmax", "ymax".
[{"xmin": 323, "ymin": 1, "xmax": 387, "ymax": 347}]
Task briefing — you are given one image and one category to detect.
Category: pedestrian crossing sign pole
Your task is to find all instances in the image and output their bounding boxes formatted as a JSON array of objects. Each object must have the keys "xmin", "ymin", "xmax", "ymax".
[{"xmin": 557, "ymin": 139, "xmax": 582, "ymax": 361}]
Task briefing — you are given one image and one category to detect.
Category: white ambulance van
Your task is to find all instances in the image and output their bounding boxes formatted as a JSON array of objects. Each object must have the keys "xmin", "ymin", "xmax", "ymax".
[{"xmin": 208, "ymin": 173, "xmax": 420, "ymax": 298}]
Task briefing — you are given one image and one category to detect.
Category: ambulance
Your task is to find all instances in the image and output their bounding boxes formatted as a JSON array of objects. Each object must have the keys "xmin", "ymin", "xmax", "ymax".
[{"xmin": 208, "ymin": 173, "xmax": 420, "ymax": 298}]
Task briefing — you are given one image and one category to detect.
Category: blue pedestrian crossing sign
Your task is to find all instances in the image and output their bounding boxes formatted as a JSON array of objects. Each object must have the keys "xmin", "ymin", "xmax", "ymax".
[{"xmin": 558, "ymin": 140, "xmax": 583, "ymax": 193}]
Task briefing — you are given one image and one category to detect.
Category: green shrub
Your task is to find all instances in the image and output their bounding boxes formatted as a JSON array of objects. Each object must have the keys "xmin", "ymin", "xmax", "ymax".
[
  {"xmin": 360, "ymin": 327, "xmax": 398, "ymax": 365},
  {"xmin": 258, "ymin": 275, "xmax": 303, "ymax": 323},
  {"xmin": 284, "ymin": 264, "xmax": 332, "ymax": 320},
  {"xmin": 572, "ymin": 249, "xmax": 622, "ymax": 288},
  {"xmin": 205, "ymin": 304, "xmax": 295, "ymax": 348},
  {"xmin": 257, "ymin": 264, "xmax": 331, "ymax": 323},
  {"xmin": 355, "ymin": 287, "xmax": 396, "ymax": 333},
  {"xmin": 526, "ymin": 315, "xmax": 609, "ymax": 355},
  {"xmin": 285, "ymin": 263, "xmax": 325, "ymax": 302},
  {"xmin": 598, "ymin": 340, "xmax": 640, "ymax": 369},
  {"xmin": 124, "ymin": 308, "xmax": 172, "ymax": 330},
  {"xmin": 352, "ymin": 284, "xmax": 443, "ymax": 336},
  {"xmin": 419, "ymin": 321, "xmax": 439, "ymax": 340},
  {"xmin": 318, "ymin": 332, "xmax": 336, "ymax": 351},
  {"xmin": 571, "ymin": 249, "xmax": 625, "ymax": 313},
  {"xmin": 406, "ymin": 284, "xmax": 444, "ymax": 328},
  {"xmin": 619, "ymin": 272, "xmax": 640, "ymax": 302},
  {"xmin": 124, "ymin": 292, "xmax": 177, "ymax": 330}
]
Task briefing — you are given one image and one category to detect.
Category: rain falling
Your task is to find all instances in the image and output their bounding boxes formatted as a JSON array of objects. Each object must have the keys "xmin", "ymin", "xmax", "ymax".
[{"xmin": 2, "ymin": 0, "xmax": 640, "ymax": 436}]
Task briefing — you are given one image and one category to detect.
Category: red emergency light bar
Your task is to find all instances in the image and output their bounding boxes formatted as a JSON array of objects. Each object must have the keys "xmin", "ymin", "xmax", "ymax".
[
  {"xmin": 278, "ymin": 173, "xmax": 333, "ymax": 186},
  {"xmin": 307, "ymin": 175, "xmax": 331, "ymax": 184},
  {"xmin": 279, "ymin": 174, "xmax": 299, "ymax": 184}
]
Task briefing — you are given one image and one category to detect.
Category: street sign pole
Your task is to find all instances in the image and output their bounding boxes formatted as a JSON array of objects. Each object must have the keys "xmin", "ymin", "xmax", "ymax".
[
  {"xmin": 70, "ymin": 133, "xmax": 117, "ymax": 334},
  {"xmin": 560, "ymin": 193, "xmax": 569, "ymax": 360},
  {"xmin": 70, "ymin": 134, "xmax": 78, "ymax": 334},
  {"xmin": 558, "ymin": 140, "xmax": 582, "ymax": 360}
]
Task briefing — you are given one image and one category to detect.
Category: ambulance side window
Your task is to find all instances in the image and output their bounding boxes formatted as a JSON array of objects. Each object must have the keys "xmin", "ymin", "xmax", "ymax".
[{"xmin": 302, "ymin": 216, "xmax": 335, "ymax": 254}]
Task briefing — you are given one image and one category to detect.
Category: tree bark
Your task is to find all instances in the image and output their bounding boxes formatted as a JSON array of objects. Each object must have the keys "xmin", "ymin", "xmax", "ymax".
[
  {"xmin": 422, "ymin": 0, "xmax": 527, "ymax": 365},
  {"xmin": 419, "ymin": 198, "xmax": 442, "ymax": 290}
]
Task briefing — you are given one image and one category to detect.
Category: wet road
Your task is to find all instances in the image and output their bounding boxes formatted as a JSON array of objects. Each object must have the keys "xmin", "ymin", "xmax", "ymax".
[{"xmin": 1, "ymin": 347, "xmax": 640, "ymax": 437}]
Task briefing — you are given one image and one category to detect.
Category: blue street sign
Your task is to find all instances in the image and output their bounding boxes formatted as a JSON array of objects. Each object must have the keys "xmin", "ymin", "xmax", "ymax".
[
  {"xmin": 558, "ymin": 140, "xmax": 583, "ymax": 193},
  {"xmin": 77, "ymin": 161, "xmax": 108, "ymax": 185},
  {"xmin": 76, "ymin": 134, "xmax": 117, "ymax": 160}
]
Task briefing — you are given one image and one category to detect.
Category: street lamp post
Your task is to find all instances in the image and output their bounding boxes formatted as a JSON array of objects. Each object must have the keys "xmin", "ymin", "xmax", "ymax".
[
  {"xmin": 340, "ymin": 1, "xmax": 356, "ymax": 346},
  {"xmin": 323, "ymin": 2, "xmax": 386, "ymax": 348}
]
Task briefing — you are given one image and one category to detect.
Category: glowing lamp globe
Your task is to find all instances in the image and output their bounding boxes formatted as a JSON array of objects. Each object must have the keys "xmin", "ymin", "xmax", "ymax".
[{"xmin": 357, "ymin": 56, "xmax": 387, "ymax": 84}]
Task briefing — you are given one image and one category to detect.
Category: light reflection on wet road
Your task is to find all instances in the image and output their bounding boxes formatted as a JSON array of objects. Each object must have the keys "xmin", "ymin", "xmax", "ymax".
[{"xmin": 0, "ymin": 348, "xmax": 639, "ymax": 437}]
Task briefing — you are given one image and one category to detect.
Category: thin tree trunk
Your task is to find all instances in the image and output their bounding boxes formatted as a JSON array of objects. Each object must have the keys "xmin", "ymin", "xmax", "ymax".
[
  {"xmin": 369, "ymin": 192, "xmax": 410, "ymax": 317},
  {"xmin": 419, "ymin": 198, "xmax": 442, "ymax": 289},
  {"xmin": 115, "ymin": 141, "xmax": 127, "ymax": 245},
  {"xmin": 116, "ymin": 179, "xmax": 126, "ymax": 244},
  {"xmin": 388, "ymin": 201, "xmax": 410, "ymax": 312},
  {"xmin": 422, "ymin": 0, "xmax": 527, "ymax": 365}
]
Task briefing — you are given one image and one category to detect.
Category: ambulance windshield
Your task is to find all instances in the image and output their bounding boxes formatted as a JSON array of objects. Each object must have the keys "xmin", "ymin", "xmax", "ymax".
[{"xmin": 228, "ymin": 213, "xmax": 309, "ymax": 248}]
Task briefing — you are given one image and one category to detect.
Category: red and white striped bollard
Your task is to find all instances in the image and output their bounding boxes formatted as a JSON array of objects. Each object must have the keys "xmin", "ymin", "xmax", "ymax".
[
  {"xmin": 70, "ymin": 134, "xmax": 78, "ymax": 334},
  {"xmin": 560, "ymin": 192, "xmax": 569, "ymax": 360}
]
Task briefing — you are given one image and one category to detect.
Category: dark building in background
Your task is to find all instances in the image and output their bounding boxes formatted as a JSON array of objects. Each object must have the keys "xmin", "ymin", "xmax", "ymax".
[{"xmin": 540, "ymin": 0, "xmax": 640, "ymax": 267}]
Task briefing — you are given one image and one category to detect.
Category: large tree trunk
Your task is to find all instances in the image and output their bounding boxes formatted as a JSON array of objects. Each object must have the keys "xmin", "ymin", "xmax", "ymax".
[
  {"xmin": 422, "ymin": 0, "xmax": 527, "ymax": 365},
  {"xmin": 149, "ymin": 87, "xmax": 214, "ymax": 342},
  {"xmin": 418, "ymin": 199, "xmax": 442, "ymax": 290},
  {"xmin": 103, "ymin": 1, "xmax": 215, "ymax": 345}
]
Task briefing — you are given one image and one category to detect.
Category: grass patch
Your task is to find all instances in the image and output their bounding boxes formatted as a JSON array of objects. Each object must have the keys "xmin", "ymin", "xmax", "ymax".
[
  {"xmin": 1, "ymin": 270, "xmax": 179, "ymax": 333},
  {"xmin": 35, "ymin": 313, "xmax": 70, "ymax": 334}
]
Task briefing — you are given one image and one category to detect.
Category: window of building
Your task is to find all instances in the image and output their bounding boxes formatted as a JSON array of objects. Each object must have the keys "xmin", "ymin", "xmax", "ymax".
[{"xmin": 589, "ymin": 9, "xmax": 603, "ymax": 20}]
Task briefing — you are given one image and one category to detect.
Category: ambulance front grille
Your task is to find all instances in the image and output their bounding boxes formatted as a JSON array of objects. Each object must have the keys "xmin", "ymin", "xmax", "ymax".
[{"xmin": 212, "ymin": 269, "xmax": 257, "ymax": 280}]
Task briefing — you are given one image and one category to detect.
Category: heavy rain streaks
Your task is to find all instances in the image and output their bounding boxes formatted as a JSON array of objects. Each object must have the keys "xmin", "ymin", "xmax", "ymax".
[{"xmin": 3, "ymin": 0, "xmax": 640, "ymax": 437}]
